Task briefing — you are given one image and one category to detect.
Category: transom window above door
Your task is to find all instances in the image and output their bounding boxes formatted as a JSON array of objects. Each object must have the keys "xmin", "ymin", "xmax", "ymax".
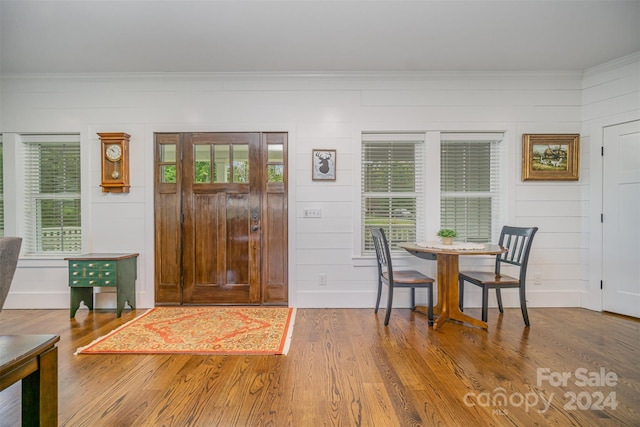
[{"xmin": 193, "ymin": 143, "xmax": 250, "ymax": 183}]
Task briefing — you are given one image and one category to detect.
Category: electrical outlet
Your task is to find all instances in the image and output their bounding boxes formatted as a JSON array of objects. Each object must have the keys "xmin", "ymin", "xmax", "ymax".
[
  {"xmin": 304, "ymin": 208, "xmax": 322, "ymax": 218},
  {"xmin": 319, "ymin": 273, "xmax": 327, "ymax": 286},
  {"xmin": 533, "ymin": 273, "xmax": 542, "ymax": 285}
]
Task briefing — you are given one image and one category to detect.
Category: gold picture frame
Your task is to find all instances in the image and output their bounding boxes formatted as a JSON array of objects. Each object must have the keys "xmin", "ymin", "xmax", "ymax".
[{"xmin": 522, "ymin": 134, "xmax": 580, "ymax": 181}]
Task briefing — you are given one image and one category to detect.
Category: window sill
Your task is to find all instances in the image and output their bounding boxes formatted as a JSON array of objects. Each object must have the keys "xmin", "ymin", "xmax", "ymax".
[{"xmin": 17, "ymin": 255, "xmax": 71, "ymax": 268}]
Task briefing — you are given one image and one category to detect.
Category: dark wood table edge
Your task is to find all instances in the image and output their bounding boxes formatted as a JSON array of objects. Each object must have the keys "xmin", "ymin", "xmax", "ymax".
[
  {"xmin": 65, "ymin": 252, "xmax": 139, "ymax": 261},
  {"xmin": 0, "ymin": 334, "xmax": 60, "ymax": 427}
]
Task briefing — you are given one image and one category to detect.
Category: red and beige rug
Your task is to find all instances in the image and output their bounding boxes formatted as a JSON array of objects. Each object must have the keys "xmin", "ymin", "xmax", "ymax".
[{"xmin": 76, "ymin": 306, "xmax": 296, "ymax": 355}]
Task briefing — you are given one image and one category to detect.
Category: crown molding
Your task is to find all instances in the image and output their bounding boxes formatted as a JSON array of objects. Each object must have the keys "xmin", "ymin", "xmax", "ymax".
[
  {"xmin": 0, "ymin": 70, "xmax": 584, "ymax": 82},
  {"xmin": 583, "ymin": 51, "xmax": 640, "ymax": 77}
]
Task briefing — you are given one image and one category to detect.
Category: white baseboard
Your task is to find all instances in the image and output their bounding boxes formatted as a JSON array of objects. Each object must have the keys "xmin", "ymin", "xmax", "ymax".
[
  {"xmin": 296, "ymin": 290, "xmax": 379, "ymax": 308},
  {"xmin": 3, "ymin": 292, "xmax": 70, "ymax": 309},
  {"xmin": 295, "ymin": 288, "xmax": 584, "ymax": 308},
  {"xmin": 461, "ymin": 289, "xmax": 583, "ymax": 309},
  {"xmin": 4, "ymin": 289, "xmax": 586, "ymax": 310},
  {"xmin": 2, "ymin": 291, "xmax": 151, "ymax": 310}
]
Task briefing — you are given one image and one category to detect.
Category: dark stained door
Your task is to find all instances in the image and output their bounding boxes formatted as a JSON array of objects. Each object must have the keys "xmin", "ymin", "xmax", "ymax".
[{"xmin": 154, "ymin": 132, "xmax": 288, "ymax": 305}]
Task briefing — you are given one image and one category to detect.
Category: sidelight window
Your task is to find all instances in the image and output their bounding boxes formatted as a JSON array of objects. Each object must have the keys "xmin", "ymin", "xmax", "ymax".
[
  {"xmin": 267, "ymin": 144, "xmax": 284, "ymax": 183},
  {"xmin": 159, "ymin": 143, "xmax": 177, "ymax": 183}
]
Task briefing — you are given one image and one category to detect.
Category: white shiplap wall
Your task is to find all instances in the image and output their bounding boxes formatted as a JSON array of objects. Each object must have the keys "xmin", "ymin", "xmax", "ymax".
[{"xmin": 0, "ymin": 69, "xmax": 613, "ymax": 310}]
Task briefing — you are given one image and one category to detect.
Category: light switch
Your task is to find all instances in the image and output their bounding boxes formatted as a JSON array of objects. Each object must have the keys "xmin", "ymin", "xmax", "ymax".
[{"xmin": 303, "ymin": 208, "xmax": 322, "ymax": 218}]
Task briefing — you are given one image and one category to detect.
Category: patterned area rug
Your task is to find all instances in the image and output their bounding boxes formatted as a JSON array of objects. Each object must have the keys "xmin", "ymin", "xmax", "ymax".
[{"xmin": 76, "ymin": 306, "xmax": 296, "ymax": 355}]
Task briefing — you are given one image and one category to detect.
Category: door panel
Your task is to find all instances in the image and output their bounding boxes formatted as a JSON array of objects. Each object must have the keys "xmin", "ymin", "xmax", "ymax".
[
  {"xmin": 192, "ymin": 194, "xmax": 217, "ymax": 285},
  {"xmin": 183, "ymin": 133, "xmax": 260, "ymax": 304},
  {"xmin": 223, "ymin": 193, "xmax": 250, "ymax": 286},
  {"xmin": 155, "ymin": 132, "xmax": 287, "ymax": 305},
  {"xmin": 261, "ymin": 133, "xmax": 288, "ymax": 303},
  {"xmin": 154, "ymin": 134, "xmax": 182, "ymax": 304},
  {"xmin": 264, "ymin": 192, "xmax": 287, "ymax": 302},
  {"xmin": 603, "ymin": 120, "xmax": 640, "ymax": 318}
]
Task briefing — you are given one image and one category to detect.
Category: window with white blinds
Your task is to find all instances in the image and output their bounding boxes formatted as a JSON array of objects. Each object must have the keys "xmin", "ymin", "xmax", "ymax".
[
  {"xmin": 0, "ymin": 137, "xmax": 4, "ymax": 237},
  {"xmin": 440, "ymin": 133, "xmax": 502, "ymax": 243},
  {"xmin": 361, "ymin": 133, "xmax": 425, "ymax": 253},
  {"xmin": 23, "ymin": 134, "xmax": 81, "ymax": 254}
]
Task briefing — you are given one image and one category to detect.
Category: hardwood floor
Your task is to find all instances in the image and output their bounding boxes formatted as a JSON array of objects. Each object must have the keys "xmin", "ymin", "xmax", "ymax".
[{"xmin": 1, "ymin": 307, "xmax": 638, "ymax": 426}]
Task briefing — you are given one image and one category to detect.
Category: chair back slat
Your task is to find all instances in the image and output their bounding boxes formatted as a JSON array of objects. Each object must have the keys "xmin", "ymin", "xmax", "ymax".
[
  {"xmin": 503, "ymin": 234, "xmax": 526, "ymax": 264},
  {"xmin": 370, "ymin": 228, "xmax": 393, "ymax": 277},
  {"xmin": 503, "ymin": 234, "xmax": 515, "ymax": 263},
  {"xmin": 495, "ymin": 226, "xmax": 538, "ymax": 278}
]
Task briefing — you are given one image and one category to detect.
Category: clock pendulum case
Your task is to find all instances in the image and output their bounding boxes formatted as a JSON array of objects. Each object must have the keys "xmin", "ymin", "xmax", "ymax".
[{"xmin": 98, "ymin": 132, "xmax": 131, "ymax": 193}]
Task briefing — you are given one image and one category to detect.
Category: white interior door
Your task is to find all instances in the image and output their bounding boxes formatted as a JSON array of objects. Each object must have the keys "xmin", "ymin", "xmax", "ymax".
[{"xmin": 603, "ymin": 120, "xmax": 640, "ymax": 318}]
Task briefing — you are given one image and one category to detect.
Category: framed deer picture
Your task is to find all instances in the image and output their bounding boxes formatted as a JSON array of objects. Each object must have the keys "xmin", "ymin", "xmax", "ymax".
[
  {"xmin": 522, "ymin": 134, "xmax": 580, "ymax": 181},
  {"xmin": 312, "ymin": 149, "xmax": 336, "ymax": 181}
]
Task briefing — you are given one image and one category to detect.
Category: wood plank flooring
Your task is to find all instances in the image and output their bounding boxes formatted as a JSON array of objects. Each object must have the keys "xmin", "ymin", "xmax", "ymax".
[{"xmin": 0, "ymin": 308, "xmax": 639, "ymax": 426}]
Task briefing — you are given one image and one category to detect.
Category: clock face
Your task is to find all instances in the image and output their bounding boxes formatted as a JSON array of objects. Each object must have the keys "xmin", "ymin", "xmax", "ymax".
[{"xmin": 106, "ymin": 144, "xmax": 122, "ymax": 161}]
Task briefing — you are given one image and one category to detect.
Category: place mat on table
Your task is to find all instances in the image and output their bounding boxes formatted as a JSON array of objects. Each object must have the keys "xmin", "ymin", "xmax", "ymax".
[{"xmin": 416, "ymin": 241, "xmax": 487, "ymax": 250}]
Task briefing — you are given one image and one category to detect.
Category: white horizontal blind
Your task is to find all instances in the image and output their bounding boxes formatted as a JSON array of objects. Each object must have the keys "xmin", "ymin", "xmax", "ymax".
[
  {"xmin": 362, "ymin": 133, "xmax": 425, "ymax": 253},
  {"xmin": 23, "ymin": 134, "xmax": 81, "ymax": 254},
  {"xmin": 440, "ymin": 133, "xmax": 502, "ymax": 243}
]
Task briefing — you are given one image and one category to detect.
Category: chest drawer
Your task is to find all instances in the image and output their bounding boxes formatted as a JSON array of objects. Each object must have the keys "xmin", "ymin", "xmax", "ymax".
[
  {"xmin": 68, "ymin": 260, "xmax": 117, "ymax": 286},
  {"xmin": 66, "ymin": 253, "xmax": 138, "ymax": 318},
  {"xmin": 69, "ymin": 277, "xmax": 116, "ymax": 287}
]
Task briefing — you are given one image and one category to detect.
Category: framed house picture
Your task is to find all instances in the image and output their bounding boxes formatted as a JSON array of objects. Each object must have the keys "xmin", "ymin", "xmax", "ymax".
[
  {"xmin": 522, "ymin": 134, "xmax": 580, "ymax": 181},
  {"xmin": 312, "ymin": 149, "xmax": 336, "ymax": 181}
]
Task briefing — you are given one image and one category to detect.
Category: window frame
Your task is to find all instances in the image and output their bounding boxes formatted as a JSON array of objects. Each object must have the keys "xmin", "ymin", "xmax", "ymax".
[
  {"xmin": 360, "ymin": 133, "xmax": 426, "ymax": 255},
  {"xmin": 440, "ymin": 133, "xmax": 504, "ymax": 243},
  {"xmin": 355, "ymin": 130, "xmax": 504, "ymax": 261},
  {"xmin": 22, "ymin": 134, "xmax": 82, "ymax": 256}
]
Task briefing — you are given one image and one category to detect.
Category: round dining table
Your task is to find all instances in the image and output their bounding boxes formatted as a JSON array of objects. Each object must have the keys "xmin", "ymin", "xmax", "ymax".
[{"xmin": 400, "ymin": 242, "xmax": 506, "ymax": 330}]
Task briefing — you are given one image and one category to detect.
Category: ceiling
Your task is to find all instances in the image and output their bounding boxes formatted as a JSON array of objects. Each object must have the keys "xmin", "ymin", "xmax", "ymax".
[{"xmin": 1, "ymin": 0, "xmax": 639, "ymax": 74}]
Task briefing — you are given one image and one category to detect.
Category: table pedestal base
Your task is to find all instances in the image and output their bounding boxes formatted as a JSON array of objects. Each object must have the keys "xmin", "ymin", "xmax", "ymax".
[{"xmin": 433, "ymin": 253, "xmax": 488, "ymax": 330}]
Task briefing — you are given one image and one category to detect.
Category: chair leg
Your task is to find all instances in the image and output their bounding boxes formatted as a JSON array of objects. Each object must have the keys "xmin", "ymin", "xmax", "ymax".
[
  {"xmin": 374, "ymin": 278, "xmax": 382, "ymax": 313},
  {"xmin": 384, "ymin": 285, "xmax": 394, "ymax": 326},
  {"xmin": 427, "ymin": 286, "xmax": 434, "ymax": 325},
  {"xmin": 519, "ymin": 287, "xmax": 530, "ymax": 327},
  {"xmin": 458, "ymin": 277, "xmax": 465, "ymax": 311},
  {"xmin": 410, "ymin": 288, "xmax": 416, "ymax": 311},
  {"xmin": 481, "ymin": 286, "xmax": 489, "ymax": 322},
  {"xmin": 495, "ymin": 288, "xmax": 504, "ymax": 313}
]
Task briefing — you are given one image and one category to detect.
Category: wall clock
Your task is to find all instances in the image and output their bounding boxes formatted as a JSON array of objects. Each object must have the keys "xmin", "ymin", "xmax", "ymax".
[{"xmin": 98, "ymin": 132, "xmax": 131, "ymax": 193}]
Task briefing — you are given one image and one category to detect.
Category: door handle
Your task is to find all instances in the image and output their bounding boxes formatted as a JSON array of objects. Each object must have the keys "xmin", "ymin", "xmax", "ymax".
[{"xmin": 251, "ymin": 208, "xmax": 260, "ymax": 232}]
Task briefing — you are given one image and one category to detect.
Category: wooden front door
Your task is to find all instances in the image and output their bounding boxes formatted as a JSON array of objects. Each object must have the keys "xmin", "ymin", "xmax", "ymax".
[{"xmin": 154, "ymin": 132, "xmax": 288, "ymax": 305}]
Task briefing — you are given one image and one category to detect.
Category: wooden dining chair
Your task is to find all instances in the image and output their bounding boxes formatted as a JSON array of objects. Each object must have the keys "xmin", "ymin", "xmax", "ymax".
[
  {"xmin": 370, "ymin": 228, "xmax": 434, "ymax": 326},
  {"xmin": 458, "ymin": 226, "xmax": 538, "ymax": 326}
]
